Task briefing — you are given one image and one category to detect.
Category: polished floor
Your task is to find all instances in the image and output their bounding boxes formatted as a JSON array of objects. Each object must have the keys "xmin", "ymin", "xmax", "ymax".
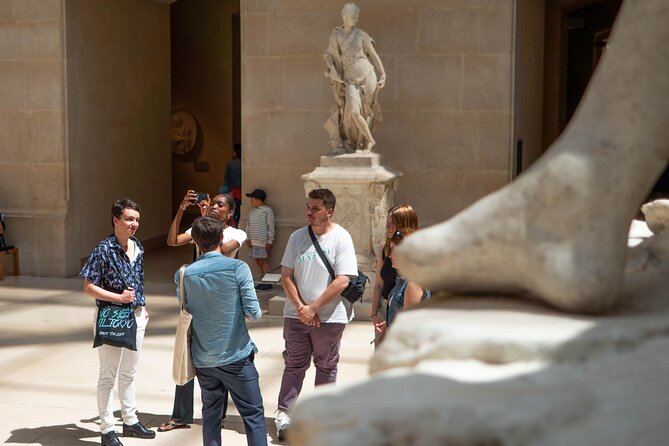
[{"xmin": 0, "ymin": 245, "xmax": 374, "ymax": 445}]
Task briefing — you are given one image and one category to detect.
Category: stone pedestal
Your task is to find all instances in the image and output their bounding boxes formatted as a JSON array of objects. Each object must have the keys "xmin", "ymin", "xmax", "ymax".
[{"xmin": 301, "ymin": 152, "xmax": 402, "ymax": 272}]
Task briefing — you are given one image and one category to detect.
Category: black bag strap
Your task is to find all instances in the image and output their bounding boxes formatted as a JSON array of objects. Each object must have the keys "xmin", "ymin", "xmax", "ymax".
[{"xmin": 308, "ymin": 226, "xmax": 336, "ymax": 281}]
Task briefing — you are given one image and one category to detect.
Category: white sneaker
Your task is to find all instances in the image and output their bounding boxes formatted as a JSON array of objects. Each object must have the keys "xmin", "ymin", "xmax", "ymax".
[{"xmin": 275, "ymin": 409, "xmax": 290, "ymax": 441}]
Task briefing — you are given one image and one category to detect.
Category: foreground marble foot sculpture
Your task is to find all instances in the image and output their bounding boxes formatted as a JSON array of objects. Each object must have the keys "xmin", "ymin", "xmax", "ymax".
[
  {"xmin": 291, "ymin": 296, "xmax": 669, "ymax": 445},
  {"xmin": 395, "ymin": 0, "xmax": 669, "ymax": 314},
  {"xmin": 289, "ymin": 208, "xmax": 669, "ymax": 445},
  {"xmin": 290, "ymin": 1, "xmax": 669, "ymax": 445}
]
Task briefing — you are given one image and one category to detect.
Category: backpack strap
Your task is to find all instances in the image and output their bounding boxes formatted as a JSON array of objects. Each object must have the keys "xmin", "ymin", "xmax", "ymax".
[{"xmin": 308, "ymin": 226, "xmax": 336, "ymax": 281}]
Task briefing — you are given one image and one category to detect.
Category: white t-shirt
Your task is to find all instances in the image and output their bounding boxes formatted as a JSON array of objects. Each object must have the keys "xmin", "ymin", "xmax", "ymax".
[
  {"xmin": 281, "ymin": 224, "xmax": 358, "ymax": 323},
  {"xmin": 186, "ymin": 226, "xmax": 247, "ymax": 257}
]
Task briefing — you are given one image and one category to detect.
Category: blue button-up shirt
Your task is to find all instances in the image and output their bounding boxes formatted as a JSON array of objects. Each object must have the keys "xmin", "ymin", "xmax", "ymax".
[
  {"xmin": 80, "ymin": 235, "xmax": 145, "ymax": 307},
  {"xmin": 175, "ymin": 251, "xmax": 261, "ymax": 368}
]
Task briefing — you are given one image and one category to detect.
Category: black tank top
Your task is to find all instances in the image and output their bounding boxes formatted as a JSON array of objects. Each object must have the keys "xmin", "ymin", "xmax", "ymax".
[{"xmin": 380, "ymin": 251, "xmax": 397, "ymax": 300}]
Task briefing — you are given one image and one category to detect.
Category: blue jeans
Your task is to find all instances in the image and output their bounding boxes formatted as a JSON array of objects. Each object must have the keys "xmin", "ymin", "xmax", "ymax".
[{"xmin": 196, "ymin": 353, "xmax": 267, "ymax": 446}]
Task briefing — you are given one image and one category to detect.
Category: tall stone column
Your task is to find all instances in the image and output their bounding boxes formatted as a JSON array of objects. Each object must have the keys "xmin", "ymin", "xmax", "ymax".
[{"xmin": 302, "ymin": 153, "xmax": 401, "ymax": 273}]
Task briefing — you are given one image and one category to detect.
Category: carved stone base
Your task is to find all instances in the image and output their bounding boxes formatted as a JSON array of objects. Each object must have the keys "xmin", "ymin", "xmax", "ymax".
[{"xmin": 302, "ymin": 152, "xmax": 401, "ymax": 273}]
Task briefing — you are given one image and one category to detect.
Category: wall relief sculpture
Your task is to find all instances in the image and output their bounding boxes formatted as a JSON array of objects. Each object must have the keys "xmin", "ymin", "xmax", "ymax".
[{"xmin": 170, "ymin": 110, "xmax": 198, "ymax": 155}]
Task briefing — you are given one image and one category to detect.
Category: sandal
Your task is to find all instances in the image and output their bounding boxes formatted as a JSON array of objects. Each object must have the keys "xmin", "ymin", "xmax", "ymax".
[{"xmin": 158, "ymin": 420, "xmax": 191, "ymax": 432}]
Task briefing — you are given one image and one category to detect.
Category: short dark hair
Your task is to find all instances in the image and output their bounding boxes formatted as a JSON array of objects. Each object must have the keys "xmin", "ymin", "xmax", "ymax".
[
  {"xmin": 308, "ymin": 188, "xmax": 336, "ymax": 212},
  {"xmin": 192, "ymin": 216, "xmax": 223, "ymax": 251},
  {"xmin": 111, "ymin": 198, "xmax": 141, "ymax": 228}
]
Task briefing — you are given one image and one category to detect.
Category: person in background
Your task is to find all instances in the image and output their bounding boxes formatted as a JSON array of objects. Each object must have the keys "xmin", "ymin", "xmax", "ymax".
[
  {"xmin": 159, "ymin": 191, "xmax": 247, "ymax": 433},
  {"xmin": 245, "ymin": 188, "xmax": 275, "ymax": 290},
  {"xmin": 221, "ymin": 143, "xmax": 242, "ymax": 227},
  {"xmin": 80, "ymin": 198, "xmax": 155, "ymax": 446},
  {"xmin": 369, "ymin": 204, "xmax": 418, "ymax": 346},
  {"xmin": 178, "ymin": 216, "xmax": 266, "ymax": 446},
  {"xmin": 274, "ymin": 188, "xmax": 358, "ymax": 441}
]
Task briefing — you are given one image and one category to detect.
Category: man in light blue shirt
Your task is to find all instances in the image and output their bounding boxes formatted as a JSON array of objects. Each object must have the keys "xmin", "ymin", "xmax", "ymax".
[{"xmin": 176, "ymin": 216, "xmax": 266, "ymax": 446}]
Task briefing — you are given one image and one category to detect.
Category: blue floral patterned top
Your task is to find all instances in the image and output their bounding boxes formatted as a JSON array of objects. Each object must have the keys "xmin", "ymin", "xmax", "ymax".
[
  {"xmin": 386, "ymin": 277, "xmax": 430, "ymax": 327},
  {"xmin": 80, "ymin": 235, "xmax": 145, "ymax": 307}
]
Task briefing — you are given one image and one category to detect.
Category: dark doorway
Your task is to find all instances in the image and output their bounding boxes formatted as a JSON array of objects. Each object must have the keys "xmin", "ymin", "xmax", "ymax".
[
  {"xmin": 563, "ymin": 0, "xmax": 669, "ymax": 196},
  {"xmin": 169, "ymin": 0, "xmax": 242, "ymax": 215},
  {"xmin": 564, "ymin": 0, "xmax": 621, "ymax": 123}
]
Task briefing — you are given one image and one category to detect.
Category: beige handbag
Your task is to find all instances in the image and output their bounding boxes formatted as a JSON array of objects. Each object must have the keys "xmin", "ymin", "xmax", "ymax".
[{"xmin": 172, "ymin": 265, "xmax": 195, "ymax": 385}]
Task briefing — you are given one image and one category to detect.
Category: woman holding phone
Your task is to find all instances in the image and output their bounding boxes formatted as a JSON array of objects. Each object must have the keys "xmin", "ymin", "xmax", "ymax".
[{"xmin": 80, "ymin": 198, "xmax": 155, "ymax": 446}]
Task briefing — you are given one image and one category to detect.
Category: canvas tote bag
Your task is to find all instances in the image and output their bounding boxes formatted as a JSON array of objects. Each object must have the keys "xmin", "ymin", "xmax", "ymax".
[{"xmin": 172, "ymin": 265, "xmax": 195, "ymax": 385}]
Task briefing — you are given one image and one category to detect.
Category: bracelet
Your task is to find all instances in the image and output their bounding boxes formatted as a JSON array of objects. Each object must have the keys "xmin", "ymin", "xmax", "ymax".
[{"xmin": 179, "ymin": 204, "xmax": 187, "ymax": 210}]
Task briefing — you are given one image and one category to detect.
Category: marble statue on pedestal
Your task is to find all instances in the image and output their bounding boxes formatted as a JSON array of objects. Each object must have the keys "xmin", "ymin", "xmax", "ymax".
[
  {"xmin": 289, "ymin": 1, "xmax": 669, "ymax": 444},
  {"xmin": 324, "ymin": 3, "xmax": 386, "ymax": 154}
]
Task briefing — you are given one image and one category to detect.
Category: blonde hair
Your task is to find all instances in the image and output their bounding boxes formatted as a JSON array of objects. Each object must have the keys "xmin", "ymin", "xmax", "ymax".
[{"xmin": 383, "ymin": 204, "xmax": 418, "ymax": 257}]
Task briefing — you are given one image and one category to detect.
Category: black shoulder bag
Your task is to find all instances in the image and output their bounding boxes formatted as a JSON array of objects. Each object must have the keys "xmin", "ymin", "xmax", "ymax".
[{"xmin": 308, "ymin": 226, "xmax": 369, "ymax": 304}]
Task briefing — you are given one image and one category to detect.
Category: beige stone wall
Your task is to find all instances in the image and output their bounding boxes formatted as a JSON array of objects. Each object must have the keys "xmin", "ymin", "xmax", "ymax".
[
  {"xmin": 242, "ymin": 0, "xmax": 514, "ymax": 245},
  {"xmin": 65, "ymin": 0, "xmax": 172, "ymax": 272},
  {"xmin": 0, "ymin": 0, "xmax": 69, "ymax": 275},
  {"xmin": 0, "ymin": 0, "xmax": 171, "ymax": 277}
]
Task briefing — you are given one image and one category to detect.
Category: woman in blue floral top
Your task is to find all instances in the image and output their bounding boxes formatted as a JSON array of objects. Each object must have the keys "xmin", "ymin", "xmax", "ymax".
[{"xmin": 80, "ymin": 198, "xmax": 155, "ymax": 446}]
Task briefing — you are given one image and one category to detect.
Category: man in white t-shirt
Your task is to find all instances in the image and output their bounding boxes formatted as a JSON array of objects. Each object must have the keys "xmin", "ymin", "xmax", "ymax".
[
  {"xmin": 275, "ymin": 188, "xmax": 358, "ymax": 440},
  {"xmin": 161, "ymin": 191, "xmax": 247, "ymax": 433}
]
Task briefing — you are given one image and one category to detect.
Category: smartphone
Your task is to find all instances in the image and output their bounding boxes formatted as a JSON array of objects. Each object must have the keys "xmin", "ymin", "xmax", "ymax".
[{"xmin": 194, "ymin": 192, "xmax": 208, "ymax": 203}]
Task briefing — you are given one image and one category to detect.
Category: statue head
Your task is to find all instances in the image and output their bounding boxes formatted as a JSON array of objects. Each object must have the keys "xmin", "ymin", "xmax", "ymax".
[{"xmin": 341, "ymin": 3, "xmax": 360, "ymax": 24}]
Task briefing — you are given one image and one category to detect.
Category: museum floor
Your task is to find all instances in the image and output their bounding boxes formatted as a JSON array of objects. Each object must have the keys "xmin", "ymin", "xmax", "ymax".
[{"xmin": 0, "ymin": 245, "xmax": 374, "ymax": 445}]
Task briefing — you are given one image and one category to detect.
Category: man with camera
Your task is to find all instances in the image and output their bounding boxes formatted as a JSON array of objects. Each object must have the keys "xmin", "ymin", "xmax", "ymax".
[
  {"xmin": 160, "ymin": 189, "xmax": 247, "ymax": 433},
  {"xmin": 274, "ymin": 188, "xmax": 358, "ymax": 440}
]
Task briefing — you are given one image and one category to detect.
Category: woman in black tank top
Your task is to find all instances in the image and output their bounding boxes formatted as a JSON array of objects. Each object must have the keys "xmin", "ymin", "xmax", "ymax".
[{"xmin": 370, "ymin": 204, "xmax": 418, "ymax": 346}]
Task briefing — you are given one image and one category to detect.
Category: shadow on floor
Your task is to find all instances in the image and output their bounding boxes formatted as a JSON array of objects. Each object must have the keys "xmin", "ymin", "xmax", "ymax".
[
  {"xmin": 6, "ymin": 423, "xmax": 99, "ymax": 445},
  {"xmin": 6, "ymin": 411, "xmax": 283, "ymax": 445}
]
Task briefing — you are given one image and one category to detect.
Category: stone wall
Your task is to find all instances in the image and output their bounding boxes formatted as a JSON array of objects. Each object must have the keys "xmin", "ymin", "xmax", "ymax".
[
  {"xmin": 65, "ymin": 0, "xmax": 172, "ymax": 272},
  {"xmin": 0, "ymin": 0, "xmax": 171, "ymax": 277},
  {"xmin": 242, "ymin": 0, "xmax": 514, "ymax": 240},
  {"xmin": 0, "ymin": 0, "xmax": 68, "ymax": 275}
]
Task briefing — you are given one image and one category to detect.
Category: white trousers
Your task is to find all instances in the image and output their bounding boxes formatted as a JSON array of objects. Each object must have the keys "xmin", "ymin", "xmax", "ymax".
[{"xmin": 96, "ymin": 306, "xmax": 148, "ymax": 434}]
